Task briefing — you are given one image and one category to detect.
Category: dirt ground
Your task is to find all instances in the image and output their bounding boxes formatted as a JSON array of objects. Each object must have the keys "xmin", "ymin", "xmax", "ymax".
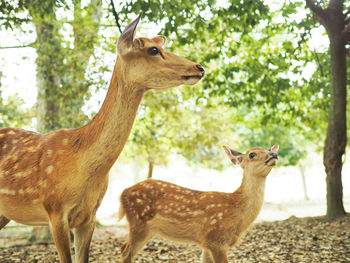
[{"xmin": 0, "ymin": 214, "xmax": 349, "ymax": 263}]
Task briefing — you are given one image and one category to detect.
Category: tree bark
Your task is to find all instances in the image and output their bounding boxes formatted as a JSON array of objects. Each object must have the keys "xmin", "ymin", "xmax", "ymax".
[
  {"xmin": 306, "ymin": 0, "xmax": 347, "ymax": 219},
  {"xmin": 147, "ymin": 160, "xmax": 154, "ymax": 179},
  {"xmin": 323, "ymin": 32, "xmax": 347, "ymax": 219},
  {"xmin": 30, "ymin": 8, "xmax": 63, "ymax": 132},
  {"xmin": 298, "ymin": 165, "xmax": 309, "ymax": 201}
]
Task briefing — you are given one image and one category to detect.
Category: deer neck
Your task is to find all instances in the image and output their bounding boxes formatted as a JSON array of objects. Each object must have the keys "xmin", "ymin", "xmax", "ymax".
[
  {"xmin": 79, "ymin": 58, "xmax": 145, "ymax": 173},
  {"xmin": 235, "ymin": 172, "xmax": 266, "ymax": 224}
]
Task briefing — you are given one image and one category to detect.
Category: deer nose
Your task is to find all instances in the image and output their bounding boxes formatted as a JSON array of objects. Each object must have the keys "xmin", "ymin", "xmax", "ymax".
[
  {"xmin": 196, "ymin": 64, "xmax": 205, "ymax": 76},
  {"xmin": 270, "ymin": 152, "xmax": 278, "ymax": 159}
]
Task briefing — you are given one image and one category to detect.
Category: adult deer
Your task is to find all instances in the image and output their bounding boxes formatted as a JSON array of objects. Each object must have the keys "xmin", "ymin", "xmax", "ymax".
[
  {"xmin": 0, "ymin": 14, "xmax": 204, "ymax": 263},
  {"xmin": 118, "ymin": 144, "xmax": 278, "ymax": 263}
]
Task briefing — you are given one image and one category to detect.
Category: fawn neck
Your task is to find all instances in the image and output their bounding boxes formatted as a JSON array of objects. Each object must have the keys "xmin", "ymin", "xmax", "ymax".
[
  {"xmin": 235, "ymin": 172, "xmax": 266, "ymax": 222},
  {"xmin": 79, "ymin": 57, "xmax": 145, "ymax": 172}
]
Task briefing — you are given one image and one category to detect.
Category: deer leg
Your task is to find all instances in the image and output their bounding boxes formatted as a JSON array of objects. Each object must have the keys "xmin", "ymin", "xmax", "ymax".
[
  {"xmin": 207, "ymin": 246, "xmax": 228, "ymax": 263},
  {"xmin": 201, "ymin": 249, "xmax": 214, "ymax": 263},
  {"xmin": 0, "ymin": 215, "xmax": 10, "ymax": 230},
  {"xmin": 121, "ymin": 226, "xmax": 150, "ymax": 263},
  {"xmin": 73, "ymin": 217, "xmax": 96, "ymax": 263},
  {"xmin": 49, "ymin": 214, "xmax": 72, "ymax": 263}
]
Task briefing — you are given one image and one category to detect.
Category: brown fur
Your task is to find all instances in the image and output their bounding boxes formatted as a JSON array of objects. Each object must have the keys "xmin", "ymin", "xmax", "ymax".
[
  {"xmin": 119, "ymin": 145, "xmax": 278, "ymax": 263},
  {"xmin": 0, "ymin": 15, "xmax": 204, "ymax": 263}
]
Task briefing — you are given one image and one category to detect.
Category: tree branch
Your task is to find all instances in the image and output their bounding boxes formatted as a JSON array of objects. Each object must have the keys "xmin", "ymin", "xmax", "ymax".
[
  {"xmin": 0, "ymin": 42, "xmax": 36, "ymax": 49},
  {"xmin": 313, "ymin": 49, "xmax": 324, "ymax": 77},
  {"xmin": 110, "ymin": 0, "xmax": 122, "ymax": 34},
  {"xmin": 0, "ymin": 16, "xmax": 31, "ymax": 23},
  {"xmin": 342, "ymin": 22, "xmax": 350, "ymax": 44},
  {"xmin": 305, "ymin": 0, "xmax": 325, "ymax": 15},
  {"xmin": 329, "ymin": 0, "xmax": 343, "ymax": 11}
]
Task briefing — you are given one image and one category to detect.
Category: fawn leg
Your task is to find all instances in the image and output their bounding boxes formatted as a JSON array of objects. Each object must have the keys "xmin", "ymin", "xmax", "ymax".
[
  {"xmin": 0, "ymin": 215, "xmax": 10, "ymax": 230},
  {"xmin": 208, "ymin": 246, "xmax": 228, "ymax": 263},
  {"xmin": 73, "ymin": 217, "xmax": 96, "ymax": 263},
  {"xmin": 201, "ymin": 249, "xmax": 214, "ymax": 263},
  {"xmin": 50, "ymin": 214, "xmax": 72, "ymax": 263},
  {"xmin": 121, "ymin": 226, "xmax": 150, "ymax": 263}
]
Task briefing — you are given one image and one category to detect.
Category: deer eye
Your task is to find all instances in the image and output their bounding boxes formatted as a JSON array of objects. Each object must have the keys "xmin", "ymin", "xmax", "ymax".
[
  {"xmin": 249, "ymin": 152, "xmax": 256, "ymax": 159},
  {"xmin": 148, "ymin": 47, "xmax": 160, "ymax": 56}
]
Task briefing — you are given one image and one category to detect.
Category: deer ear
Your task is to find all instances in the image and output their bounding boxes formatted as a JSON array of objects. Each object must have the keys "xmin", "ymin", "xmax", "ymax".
[
  {"xmin": 152, "ymin": 36, "xmax": 166, "ymax": 47},
  {"xmin": 270, "ymin": 144, "xmax": 279, "ymax": 153},
  {"xmin": 117, "ymin": 13, "xmax": 142, "ymax": 55},
  {"xmin": 223, "ymin": 146, "xmax": 242, "ymax": 165}
]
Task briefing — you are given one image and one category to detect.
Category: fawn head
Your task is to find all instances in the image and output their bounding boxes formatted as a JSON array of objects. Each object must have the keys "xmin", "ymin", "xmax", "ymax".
[
  {"xmin": 223, "ymin": 144, "xmax": 279, "ymax": 177},
  {"xmin": 116, "ymin": 13, "xmax": 205, "ymax": 89}
]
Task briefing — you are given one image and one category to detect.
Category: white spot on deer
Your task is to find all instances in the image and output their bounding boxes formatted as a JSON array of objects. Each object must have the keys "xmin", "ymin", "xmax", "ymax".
[
  {"xmin": 24, "ymin": 187, "xmax": 38, "ymax": 194},
  {"xmin": 210, "ymin": 219, "xmax": 217, "ymax": 225},
  {"xmin": 41, "ymin": 180, "xmax": 48, "ymax": 188},
  {"xmin": 193, "ymin": 210, "xmax": 204, "ymax": 216},
  {"xmin": 157, "ymin": 205, "xmax": 162, "ymax": 209},
  {"xmin": 218, "ymin": 212, "xmax": 223, "ymax": 219},
  {"xmin": 14, "ymin": 171, "xmax": 24, "ymax": 177},
  {"xmin": 62, "ymin": 138, "xmax": 69, "ymax": 145},
  {"xmin": 46, "ymin": 165, "xmax": 53, "ymax": 175},
  {"xmin": 136, "ymin": 198, "xmax": 143, "ymax": 204},
  {"xmin": 0, "ymin": 188, "xmax": 16, "ymax": 195},
  {"xmin": 0, "ymin": 134, "xmax": 5, "ymax": 138},
  {"xmin": 2, "ymin": 144, "xmax": 8, "ymax": 150},
  {"xmin": 145, "ymin": 184, "xmax": 153, "ymax": 189},
  {"xmin": 8, "ymin": 131, "xmax": 15, "ymax": 135},
  {"xmin": 199, "ymin": 195, "xmax": 207, "ymax": 200},
  {"xmin": 47, "ymin": 150, "xmax": 53, "ymax": 156},
  {"xmin": 27, "ymin": 146, "xmax": 37, "ymax": 153},
  {"xmin": 206, "ymin": 204, "xmax": 216, "ymax": 210},
  {"xmin": 18, "ymin": 189, "xmax": 24, "ymax": 195}
]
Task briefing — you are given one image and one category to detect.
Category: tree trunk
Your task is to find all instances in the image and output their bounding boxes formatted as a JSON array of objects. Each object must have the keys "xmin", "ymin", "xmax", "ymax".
[
  {"xmin": 298, "ymin": 165, "xmax": 309, "ymax": 201},
  {"xmin": 32, "ymin": 13, "xmax": 63, "ymax": 132},
  {"xmin": 147, "ymin": 160, "xmax": 154, "ymax": 179},
  {"xmin": 306, "ymin": 0, "xmax": 347, "ymax": 219},
  {"xmin": 323, "ymin": 32, "xmax": 347, "ymax": 219}
]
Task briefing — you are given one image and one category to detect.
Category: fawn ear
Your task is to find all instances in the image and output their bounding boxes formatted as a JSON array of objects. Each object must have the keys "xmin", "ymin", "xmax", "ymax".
[
  {"xmin": 270, "ymin": 144, "xmax": 279, "ymax": 153},
  {"xmin": 223, "ymin": 146, "xmax": 242, "ymax": 165},
  {"xmin": 117, "ymin": 12, "xmax": 142, "ymax": 55},
  {"xmin": 152, "ymin": 36, "xmax": 166, "ymax": 47}
]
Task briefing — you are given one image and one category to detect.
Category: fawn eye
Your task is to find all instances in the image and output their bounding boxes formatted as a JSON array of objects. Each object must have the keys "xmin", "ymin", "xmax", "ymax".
[
  {"xmin": 148, "ymin": 47, "xmax": 160, "ymax": 56},
  {"xmin": 249, "ymin": 152, "xmax": 256, "ymax": 159}
]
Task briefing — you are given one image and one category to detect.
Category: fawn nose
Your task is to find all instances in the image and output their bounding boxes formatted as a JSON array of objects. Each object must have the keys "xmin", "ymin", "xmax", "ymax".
[
  {"xmin": 270, "ymin": 152, "xmax": 278, "ymax": 159},
  {"xmin": 196, "ymin": 64, "xmax": 205, "ymax": 76}
]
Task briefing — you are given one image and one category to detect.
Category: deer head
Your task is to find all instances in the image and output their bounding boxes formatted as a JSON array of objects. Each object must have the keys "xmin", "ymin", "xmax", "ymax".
[
  {"xmin": 116, "ymin": 13, "xmax": 205, "ymax": 90},
  {"xmin": 223, "ymin": 144, "xmax": 279, "ymax": 177}
]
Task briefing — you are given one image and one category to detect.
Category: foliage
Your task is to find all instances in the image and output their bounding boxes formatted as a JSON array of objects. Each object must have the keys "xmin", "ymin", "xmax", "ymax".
[
  {"xmin": 0, "ymin": 72, "xmax": 30, "ymax": 128},
  {"xmin": 117, "ymin": 0, "xmax": 324, "ymax": 171}
]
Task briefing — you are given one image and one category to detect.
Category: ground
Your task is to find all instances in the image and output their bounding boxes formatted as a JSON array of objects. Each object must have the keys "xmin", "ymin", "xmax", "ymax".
[{"xmin": 0, "ymin": 215, "xmax": 349, "ymax": 262}]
